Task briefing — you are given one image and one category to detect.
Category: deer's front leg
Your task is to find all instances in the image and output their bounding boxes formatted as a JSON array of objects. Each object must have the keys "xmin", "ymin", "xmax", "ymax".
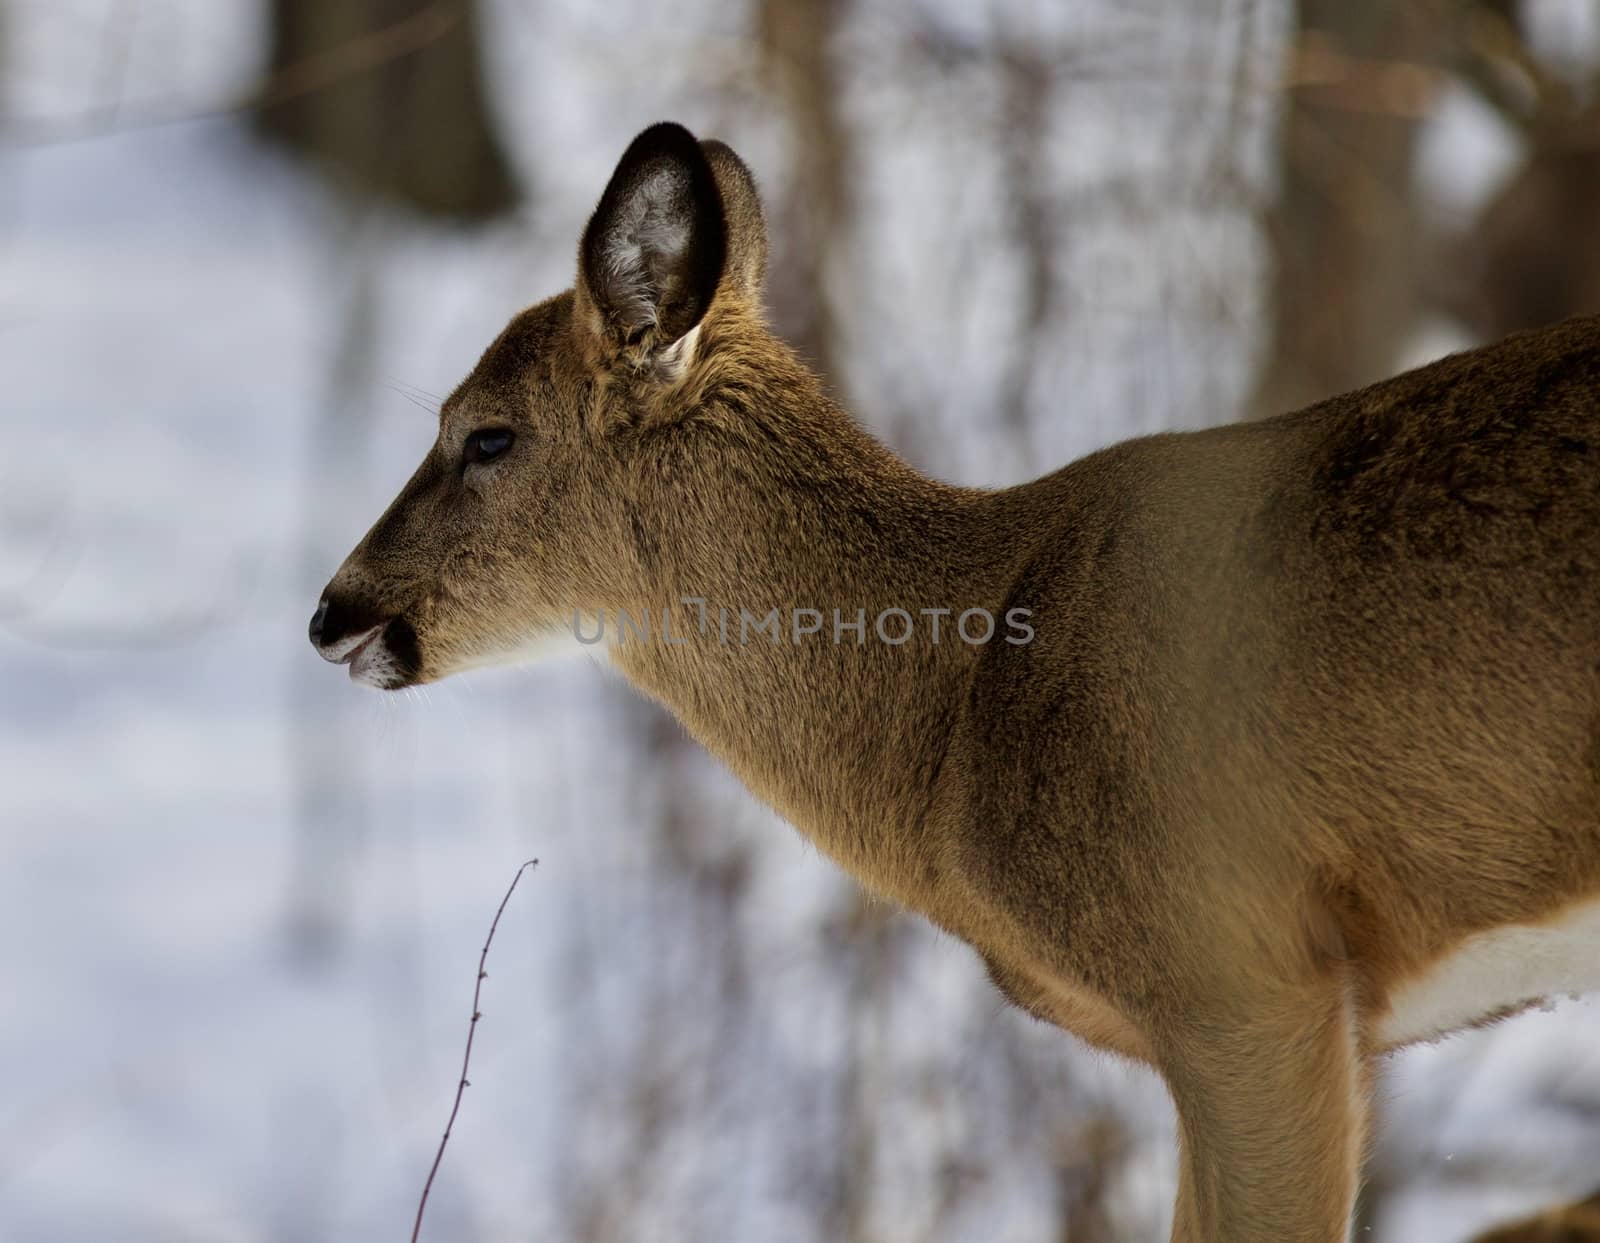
[{"xmin": 1162, "ymin": 981, "xmax": 1366, "ymax": 1243}]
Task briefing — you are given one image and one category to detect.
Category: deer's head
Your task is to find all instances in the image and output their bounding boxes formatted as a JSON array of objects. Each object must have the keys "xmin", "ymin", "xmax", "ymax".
[{"xmin": 308, "ymin": 122, "xmax": 769, "ymax": 688}]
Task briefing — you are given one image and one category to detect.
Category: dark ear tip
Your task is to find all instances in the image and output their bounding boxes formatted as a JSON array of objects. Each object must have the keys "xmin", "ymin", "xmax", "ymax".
[
  {"xmin": 581, "ymin": 121, "xmax": 719, "ymax": 265},
  {"xmin": 619, "ymin": 121, "xmax": 704, "ymax": 166}
]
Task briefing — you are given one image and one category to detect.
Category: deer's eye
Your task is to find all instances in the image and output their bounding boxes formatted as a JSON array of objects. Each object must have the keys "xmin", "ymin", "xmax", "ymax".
[{"xmin": 466, "ymin": 428, "xmax": 514, "ymax": 465}]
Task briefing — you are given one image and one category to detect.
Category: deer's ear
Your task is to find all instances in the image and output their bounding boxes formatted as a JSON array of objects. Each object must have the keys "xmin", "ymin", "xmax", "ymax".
[
  {"xmin": 700, "ymin": 139, "xmax": 766, "ymax": 302},
  {"xmin": 579, "ymin": 122, "xmax": 726, "ymax": 353}
]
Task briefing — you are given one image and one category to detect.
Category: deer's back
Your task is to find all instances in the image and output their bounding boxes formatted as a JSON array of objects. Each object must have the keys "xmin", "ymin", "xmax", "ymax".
[{"xmin": 943, "ymin": 316, "xmax": 1600, "ymax": 1014}]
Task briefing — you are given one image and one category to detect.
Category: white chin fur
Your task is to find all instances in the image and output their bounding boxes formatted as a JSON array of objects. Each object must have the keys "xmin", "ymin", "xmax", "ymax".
[
  {"xmin": 512, "ymin": 628, "xmax": 608, "ymax": 664},
  {"xmin": 445, "ymin": 627, "xmax": 609, "ymax": 678},
  {"xmin": 348, "ymin": 633, "xmax": 404, "ymax": 689},
  {"xmin": 350, "ymin": 627, "xmax": 607, "ymax": 689}
]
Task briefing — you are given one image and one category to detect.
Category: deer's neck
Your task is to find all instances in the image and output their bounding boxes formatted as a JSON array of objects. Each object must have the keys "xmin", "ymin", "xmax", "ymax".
[{"xmin": 608, "ymin": 379, "xmax": 1004, "ymax": 894}]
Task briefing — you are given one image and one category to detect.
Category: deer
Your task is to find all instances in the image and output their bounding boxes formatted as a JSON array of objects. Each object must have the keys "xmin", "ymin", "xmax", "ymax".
[{"xmin": 308, "ymin": 121, "xmax": 1600, "ymax": 1241}]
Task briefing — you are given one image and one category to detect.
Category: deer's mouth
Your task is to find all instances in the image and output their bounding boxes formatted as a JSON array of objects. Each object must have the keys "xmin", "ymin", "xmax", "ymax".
[
  {"xmin": 309, "ymin": 590, "xmax": 425, "ymax": 689},
  {"xmin": 346, "ymin": 618, "xmax": 423, "ymax": 690},
  {"xmin": 329, "ymin": 624, "xmax": 383, "ymax": 666},
  {"xmin": 344, "ymin": 626, "xmax": 384, "ymax": 675}
]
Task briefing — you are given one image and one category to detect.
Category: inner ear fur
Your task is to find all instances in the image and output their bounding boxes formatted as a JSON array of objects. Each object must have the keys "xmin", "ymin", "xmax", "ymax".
[{"xmin": 579, "ymin": 122, "xmax": 726, "ymax": 351}]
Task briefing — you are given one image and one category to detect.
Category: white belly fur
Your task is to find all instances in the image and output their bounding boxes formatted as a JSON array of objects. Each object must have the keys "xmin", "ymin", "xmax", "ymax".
[{"xmin": 1379, "ymin": 896, "xmax": 1600, "ymax": 1046}]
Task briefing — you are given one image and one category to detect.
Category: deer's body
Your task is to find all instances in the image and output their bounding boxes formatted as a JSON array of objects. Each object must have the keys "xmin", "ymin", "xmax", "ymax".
[{"xmin": 310, "ymin": 123, "xmax": 1600, "ymax": 1241}]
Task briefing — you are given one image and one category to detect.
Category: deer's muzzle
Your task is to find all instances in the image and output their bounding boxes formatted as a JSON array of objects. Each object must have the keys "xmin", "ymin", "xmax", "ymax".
[{"xmin": 308, "ymin": 594, "xmax": 420, "ymax": 688}]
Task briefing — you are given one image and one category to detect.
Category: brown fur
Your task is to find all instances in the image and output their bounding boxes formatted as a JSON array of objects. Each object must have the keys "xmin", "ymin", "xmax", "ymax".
[{"xmin": 311, "ymin": 122, "xmax": 1600, "ymax": 1241}]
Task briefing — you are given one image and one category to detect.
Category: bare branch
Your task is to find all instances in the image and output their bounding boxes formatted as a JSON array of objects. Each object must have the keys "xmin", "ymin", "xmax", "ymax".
[{"xmin": 411, "ymin": 857, "xmax": 538, "ymax": 1243}]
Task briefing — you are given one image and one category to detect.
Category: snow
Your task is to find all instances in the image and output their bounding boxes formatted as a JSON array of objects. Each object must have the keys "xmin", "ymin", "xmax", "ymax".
[{"xmin": 2, "ymin": 4, "xmax": 1598, "ymax": 1241}]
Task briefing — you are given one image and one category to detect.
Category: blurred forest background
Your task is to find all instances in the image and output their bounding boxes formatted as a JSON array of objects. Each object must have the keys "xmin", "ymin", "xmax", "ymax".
[{"xmin": 3, "ymin": 2, "xmax": 1600, "ymax": 1241}]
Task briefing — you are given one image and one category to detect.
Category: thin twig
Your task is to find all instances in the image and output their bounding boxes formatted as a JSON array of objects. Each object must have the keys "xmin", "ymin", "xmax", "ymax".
[{"xmin": 411, "ymin": 857, "xmax": 538, "ymax": 1243}]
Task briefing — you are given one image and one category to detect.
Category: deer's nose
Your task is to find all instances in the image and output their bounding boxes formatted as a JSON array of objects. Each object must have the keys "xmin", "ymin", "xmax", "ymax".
[
  {"xmin": 309, "ymin": 593, "xmax": 386, "ymax": 662},
  {"xmin": 308, "ymin": 597, "xmax": 330, "ymax": 647}
]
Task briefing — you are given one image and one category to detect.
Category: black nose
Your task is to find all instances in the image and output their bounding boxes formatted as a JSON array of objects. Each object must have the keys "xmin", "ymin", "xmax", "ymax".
[
  {"xmin": 310, "ymin": 592, "xmax": 390, "ymax": 661},
  {"xmin": 308, "ymin": 597, "xmax": 330, "ymax": 647}
]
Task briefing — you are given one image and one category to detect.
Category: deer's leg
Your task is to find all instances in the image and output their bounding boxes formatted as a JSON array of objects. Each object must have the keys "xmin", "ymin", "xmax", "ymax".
[{"xmin": 1163, "ymin": 981, "xmax": 1365, "ymax": 1243}]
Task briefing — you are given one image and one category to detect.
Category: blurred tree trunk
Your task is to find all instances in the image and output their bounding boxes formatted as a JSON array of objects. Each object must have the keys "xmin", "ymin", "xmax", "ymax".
[
  {"xmin": 255, "ymin": 0, "xmax": 519, "ymax": 221},
  {"xmin": 1250, "ymin": 2, "xmax": 1438, "ymax": 418},
  {"xmin": 1460, "ymin": 108, "xmax": 1600, "ymax": 337},
  {"xmin": 759, "ymin": 0, "xmax": 848, "ymax": 385},
  {"xmin": 996, "ymin": 42, "xmax": 1058, "ymax": 454},
  {"xmin": 1471, "ymin": 1187, "xmax": 1600, "ymax": 1242},
  {"xmin": 1252, "ymin": 3, "xmax": 1440, "ymax": 1231},
  {"xmin": 1451, "ymin": 2, "xmax": 1600, "ymax": 338},
  {"xmin": 285, "ymin": 212, "xmax": 384, "ymax": 964},
  {"xmin": 270, "ymin": 0, "xmax": 518, "ymax": 956},
  {"xmin": 758, "ymin": 7, "xmax": 903, "ymax": 1237}
]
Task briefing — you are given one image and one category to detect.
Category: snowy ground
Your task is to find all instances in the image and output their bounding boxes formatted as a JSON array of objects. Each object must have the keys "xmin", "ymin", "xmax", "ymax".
[{"xmin": 2, "ymin": 4, "xmax": 1599, "ymax": 1242}]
